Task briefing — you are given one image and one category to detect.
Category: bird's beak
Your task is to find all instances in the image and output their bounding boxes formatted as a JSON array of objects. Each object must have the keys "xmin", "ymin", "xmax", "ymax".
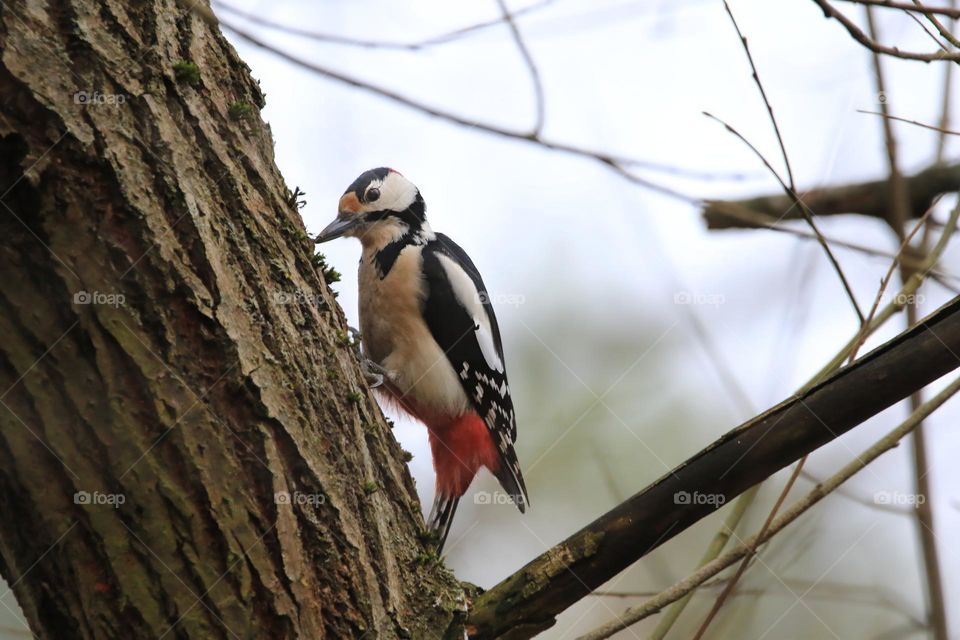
[
  {"xmin": 315, "ymin": 192, "xmax": 362, "ymax": 243},
  {"xmin": 314, "ymin": 216, "xmax": 360, "ymax": 243}
]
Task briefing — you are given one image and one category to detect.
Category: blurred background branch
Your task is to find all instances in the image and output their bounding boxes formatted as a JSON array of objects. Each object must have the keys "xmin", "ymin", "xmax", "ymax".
[
  {"xmin": 468, "ymin": 283, "xmax": 960, "ymax": 638},
  {"xmin": 579, "ymin": 368, "xmax": 960, "ymax": 640},
  {"xmin": 702, "ymin": 162, "xmax": 960, "ymax": 229}
]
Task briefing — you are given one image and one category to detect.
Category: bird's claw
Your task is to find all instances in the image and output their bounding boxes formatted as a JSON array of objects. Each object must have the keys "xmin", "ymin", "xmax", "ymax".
[{"xmin": 363, "ymin": 359, "xmax": 389, "ymax": 389}]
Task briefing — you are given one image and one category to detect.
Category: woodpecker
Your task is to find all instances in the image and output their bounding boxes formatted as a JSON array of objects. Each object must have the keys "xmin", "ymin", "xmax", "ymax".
[{"xmin": 315, "ymin": 168, "xmax": 528, "ymax": 550}]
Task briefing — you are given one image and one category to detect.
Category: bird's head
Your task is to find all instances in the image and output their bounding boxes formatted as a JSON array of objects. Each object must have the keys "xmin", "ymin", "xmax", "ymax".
[{"xmin": 314, "ymin": 168, "xmax": 426, "ymax": 247}]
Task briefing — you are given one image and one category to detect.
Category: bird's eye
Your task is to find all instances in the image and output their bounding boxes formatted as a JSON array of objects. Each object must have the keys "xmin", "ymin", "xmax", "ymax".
[{"xmin": 365, "ymin": 187, "xmax": 381, "ymax": 202}]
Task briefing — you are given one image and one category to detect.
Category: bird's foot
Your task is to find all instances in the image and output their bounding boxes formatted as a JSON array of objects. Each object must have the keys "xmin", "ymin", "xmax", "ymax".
[{"xmin": 362, "ymin": 359, "xmax": 390, "ymax": 389}]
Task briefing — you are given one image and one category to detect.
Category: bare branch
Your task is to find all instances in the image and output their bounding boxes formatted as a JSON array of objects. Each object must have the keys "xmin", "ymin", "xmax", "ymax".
[
  {"xmin": 933, "ymin": 0, "xmax": 959, "ymax": 161},
  {"xmin": 858, "ymin": 109, "xmax": 960, "ymax": 136},
  {"xmin": 703, "ymin": 111, "xmax": 865, "ymax": 322},
  {"xmin": 723, "ymin": 1, "xmax": 794, "ymax": 187},
  {"xmin": 651, "ymin": 6, "xmax": 863, "ymax": 633},
  {"xmin": 848, "ymin": 205, "xmax": 935, "ymax": 360},
  {"xmin": 195, "ymin": 11, "xmax": 724, "ymax": 200},
  {"xmin": 699, "ymin": 201, "xmax": 960, "ymax": 289},
  {"xmin": 466, "ymin": 200, "xmax": 960, "ymax": 639},
  {"xmin": 467, "ymin": 290, "xmax": 960, "ymax": 637},
  {"xmin": 691, "ymin": 459, "xmax": 804, "ymax": 639},
  {"xmin": 702, "ymin": 162, "xmax": 960, "ymax": 228},
  {"xmin": 865, "ymin": 10, "xmax": 950, "ymax": 635},
  {"xmin": 496, "ymin": 0, "xmax": 546, "ymax": 135},
  {"xmin": 798, "ymin": 469, "xmax": 912, "ymax": 514},
  {"xmin": 577, "ymin": 369, "xmax": 960, "ymax": 640},
  {"xmin": 211, "ymin": 0, "xmax": 557, "ymax": 50},
  {"xmin": 838, "ymin": 0, "xmax": 960, "ymax": 18},
  {"xmin": 811, "ymin": 0, "xmax": 960, "ymax": 61}
]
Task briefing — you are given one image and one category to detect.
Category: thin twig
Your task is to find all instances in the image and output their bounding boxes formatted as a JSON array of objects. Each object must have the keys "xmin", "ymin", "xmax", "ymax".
[
  {"xmin": 914, "ymin": 0, "xmax": 960, "ymax": 47},
  {"xmin": 933, "ymin": 0, "xmax": 959, "ymax": 162},
  {"xmin": 812, "ymin": 0, "xmax": 960, "ymax": 61},
  {"xmin": 706, "ymin": 202, "xmax": 960, "ymax": 288},
  {"xmin": 866, "ymin": 7, "xmax": 915, "ymax": 237},
  {"xmin": 598, "ymin": 578, "xmax": 920, "ymax": 619},
  {"xmin": 723, "ymin": 1, "xmax": 794, "ymax": 187},
  {"xmin": 211, "ymin": 0, "xmax": 557, "ymax": 50},
  {"xmin": 807, "ymin": 199, "xmax": 960, "ymax": 386},
  {"xmin": 648, "ymin": 486, "xmax": 757, "ymax": 639},
  {"xmin": 690, "ymin": 457, "xmax": 803, "ymax": 639},
  {"xmin": 906, "ymin": 8, "xmax": 952, "ymax": 49},
  {"xmin": 857, "ymin": 109, "xmax": 960, "ymax": 136},
  {"xmin": 203, "ymin": 4, "xmax": 756, "ymax": 187},
  {"xmin": 798, "ymin": 469, "xmax": 911, "ymax": 514},
  {"xmin": 865, "ymin": 10, "xmax": 949, "ymax": 637},
  {"xmin": 649, "ymin": 8, "xmax": 863, "ymax": 635},
  {"xmin": 191, "ymin": 7, "xmax": 734, "ymax": 200},
  {"xmin": 704, "ymin": 111, "xmax": 865, "ymax": 323},
  {"xmin": 847, "ymin": 204, "xmax": 936, "ymax": 361},
  {"xmin": 496, "ymin": 0, "xmax": 546, "ymax": 135},
  {"xmin": 577, "ymin": 369, "xmax": 960, "ymax": 640},
  {"xmin": 688, "ymin": 196, "xmax": 945, "ymax": 638},
  {"xmin": 654, "ymin": 200, "xmax": 960, "ymax": 635},
  {"xmin": 838, "ymin": 0, "xmax": 960, "ymax": 19},
  {"xmin": 700, "ymin": 199, "xmax": 933, "ymax": 639}
]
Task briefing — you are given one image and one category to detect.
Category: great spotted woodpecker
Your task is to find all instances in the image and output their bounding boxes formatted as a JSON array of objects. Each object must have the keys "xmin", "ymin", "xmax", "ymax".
[{"xmin": 315, "ymin": 168, "xmax": 528, "ymax": 550}]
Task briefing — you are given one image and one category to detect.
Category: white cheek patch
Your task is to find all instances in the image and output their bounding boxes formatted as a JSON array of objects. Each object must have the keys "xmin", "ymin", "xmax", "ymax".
[
  {"xmin": 378, "ymin": 172, "xmax": 417, "ymax": 212},
  {"xmin": 436, "ymin": 254, "xmax": 504, "ymax": 373}
]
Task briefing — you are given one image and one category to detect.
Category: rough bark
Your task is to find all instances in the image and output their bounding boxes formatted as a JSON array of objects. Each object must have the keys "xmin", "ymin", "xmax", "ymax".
[{"xmin": 0, "ymin": 1, "xmax": 462, "ymax": 638}]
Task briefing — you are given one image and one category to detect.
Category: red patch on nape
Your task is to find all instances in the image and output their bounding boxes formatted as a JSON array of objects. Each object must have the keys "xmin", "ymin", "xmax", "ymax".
[{"xmin": 427, "ymin": 412, "xmax": 500, "ymax": 498}]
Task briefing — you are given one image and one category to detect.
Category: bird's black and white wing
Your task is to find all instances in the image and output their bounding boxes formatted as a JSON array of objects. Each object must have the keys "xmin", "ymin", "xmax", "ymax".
[{"xmin": 420, "ymin": 233, "xmax": 529, "ymax": 510}]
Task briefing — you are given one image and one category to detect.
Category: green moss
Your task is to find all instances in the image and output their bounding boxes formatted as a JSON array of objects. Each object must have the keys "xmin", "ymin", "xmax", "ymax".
[
  {"xmin": 415, "ymin": 550, "xmax": 440, "ymax": 566},
  {"xmin": 310, "ymin": 252, "xmax": 341, "ymax": 283},
  {"xmin": 286, "ymin": 186, "xmax": 307, "ymax": 210},
  {"xmin": 346, "ymin": 391, "xmax": 363, "ymax": 404},
  {"xmin": 173, "ymin": 60, "xmax": 201, "ymax": 86},
  {"xmin": 416, "ymin": 529, "xmax": 440, "ymax": 546},
  {"xmin": 228, "ymin": 101, "xmax": 254, "ymax": 121},
  {"xmin": 401, "ymin": 450, "xmax": 414, "ymax": 462},
  {"xmin": 362, "ymin": 481, "xmax": 379, "ymax": 495},
  {"xmin": 324, "ymin": 267, "xmax": 341, "ymax": 283}
]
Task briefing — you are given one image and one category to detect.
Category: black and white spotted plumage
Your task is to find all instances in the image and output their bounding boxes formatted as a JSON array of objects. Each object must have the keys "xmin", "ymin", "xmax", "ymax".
[{"xmin": 420, "ymin": 234, "xmax": 529, "ymax": 511}]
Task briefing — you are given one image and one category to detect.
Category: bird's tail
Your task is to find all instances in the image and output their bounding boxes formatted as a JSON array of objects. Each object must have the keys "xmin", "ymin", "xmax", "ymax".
[
  {"xmin": 427, "ymin": 490, "xmax": 460, "ymax": 553},
  {"xmin": 491, "ymin": 438, "xmax": 529, "ymax": 514}
]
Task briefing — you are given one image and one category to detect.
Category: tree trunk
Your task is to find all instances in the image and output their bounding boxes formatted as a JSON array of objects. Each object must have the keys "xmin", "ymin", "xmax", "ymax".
[{"xmin": 0, "ymin": 1, "xmax": 462, "ymax": 638}]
